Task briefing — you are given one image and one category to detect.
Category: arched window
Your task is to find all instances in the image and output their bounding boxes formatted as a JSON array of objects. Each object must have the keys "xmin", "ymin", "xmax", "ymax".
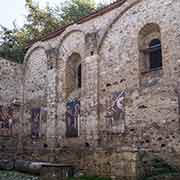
[
  {"xmin": 138, "ymin": 23, "xmax": 162, "ymax": 73},
  {"xmin": 65, "ymin": 53, "xmax": 81, "ymax": 138},
  {"xmin": 149, "ymin": 39, "xmax": 162, "ymax": 70},
  {"xmin": 77, "ymin": 64, "xmax": 81, "ymax": 88},
  {"xmin": 138, "ymin": 23, "xmax": 163, "ymax": 87},
  {"xmin": 65, "ymin": 53, "xmax": 81, "ymax": 97}
]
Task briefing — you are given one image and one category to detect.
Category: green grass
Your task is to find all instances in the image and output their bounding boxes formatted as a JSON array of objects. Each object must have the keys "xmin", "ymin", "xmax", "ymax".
[
  {"xmin": 68, "ymin": 176, "xmax": 111, "ymax": 180},
  {"xmin": 143, "ymin": 172, "xmax": 180, "ymax": 180},
  {"xmin": 0, "ymin": 170, "xmax": 39, "ymax": 180}
]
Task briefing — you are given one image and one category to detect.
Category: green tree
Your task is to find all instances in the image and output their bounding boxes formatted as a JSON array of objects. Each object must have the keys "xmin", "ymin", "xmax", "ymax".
[
  {"xmin": 0, "ymin": 0, "xmax": 61, "ymax": 63},
  {"xmin": 0, "ymin": 0, "xmax": 103, "ymax": 63},
  {"xmin": 24, "ymin": 0, "xmax": 61, "ymax": 39},
  {"xmin": 0, "ymin": 25, "xmax": 25, "ymax": 63},
  {"xmin": 59, "ymin": 0, "xmax": 96, "ymax": 24}
]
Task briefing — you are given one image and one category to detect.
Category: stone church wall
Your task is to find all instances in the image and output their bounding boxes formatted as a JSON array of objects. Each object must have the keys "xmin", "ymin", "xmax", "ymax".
[
  {"xmin": 99, "ymin": 0, "xmax": 180, "ymax": 153},
  {"xmin": 0, "ymin": 0, "xmax": 180, "ymax": 179},
  {"xmin": 0, "ymin": 58, "xmax": 22, "ymax": 159},
  {"xmin": 22, "ymin": 48, "xmax": 48, "ymax": 160},
  {"xmin": 22, "ymin": 0, "xmax": 180, "ymax": 178},
  {"xmin": 0, "ymin": 58, "xmax": 22, "ymax": 104}
]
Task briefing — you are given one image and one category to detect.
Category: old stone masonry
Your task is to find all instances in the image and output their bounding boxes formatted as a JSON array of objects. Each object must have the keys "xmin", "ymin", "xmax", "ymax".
[{"xmin": 1, "ymin": 0, "xmax": 180, "ymax": 179}]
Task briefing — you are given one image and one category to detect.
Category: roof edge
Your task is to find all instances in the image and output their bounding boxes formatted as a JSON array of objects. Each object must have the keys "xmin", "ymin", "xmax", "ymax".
[{"xmin": 27, "ymin": 0, "xmax": 126, "ymax": 48}]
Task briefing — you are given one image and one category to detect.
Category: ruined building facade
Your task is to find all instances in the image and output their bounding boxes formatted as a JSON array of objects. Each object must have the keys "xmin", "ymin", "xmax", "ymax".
[{"xmin": 1, "ymin": 0, "xmax": 180, "ymax": 179}]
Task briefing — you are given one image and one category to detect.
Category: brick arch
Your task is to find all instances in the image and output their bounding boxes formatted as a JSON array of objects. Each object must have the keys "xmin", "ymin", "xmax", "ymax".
[
  {"xmin": 24, "ymin": 45, "xmax": 48, "ymax": 75},
  {"xmin": 22, "ymin": 46, "xmax": 48, "ymax": 142},
  {"xmin": 138, "ymin": 23, "xmax": 162, "ymax": 86},
  {"xmin": 57, "ymin": 29, "xmax": 86, "ymax": 57},
  {"xmin": 57, "ymin": 29, "xmax": 85, "ymax": 102},
  {"xmin": 23, "ymin": 47, "xmax": 48, "ymax": 99},
  {"xmin": 138, "ymin": 23, "xmax": 161, "ymax": 50},
  {"xmin": 65, "ymin": 52, "xmax": 82, "ymax": 98},
  {"xmin": 23, "ymin": 46, "xmax": 48, "ymax": 100},
  {"xmin": 98, "ymin": 0, "xmax": 142, "ymax": 53}
]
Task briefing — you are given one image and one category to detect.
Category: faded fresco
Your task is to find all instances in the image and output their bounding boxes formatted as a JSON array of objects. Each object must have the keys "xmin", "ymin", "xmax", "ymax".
[
  {"xmin": 31, "ymin": 108, "xmax": 41, "ymax": 139},
  {"xmin": 106, "ymin": 91, "xmax": 126, "ymax": 132},
  {"xmin": 176, "ymin": 82, "xmax": 180, "ymax": 130},
  {"xmin": 66, "ymin": 100, "xmax": 80, "ymax": 137},
  {"xmin": 0, "ymin": 105, "xmax": 16, "ymax": 136}
]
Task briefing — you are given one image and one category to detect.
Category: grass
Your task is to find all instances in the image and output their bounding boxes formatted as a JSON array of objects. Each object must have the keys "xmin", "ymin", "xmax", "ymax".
[
  {"xmin": 0, "ymin": 171, "xmax": 111, "ymax": 180},
  {"xmin": 0, "ymin": 170, "xmax": 40, "ymax": 180},
  {"xmin": 68, "ymin": 176, "xmax": 111, "ymax": 180}
]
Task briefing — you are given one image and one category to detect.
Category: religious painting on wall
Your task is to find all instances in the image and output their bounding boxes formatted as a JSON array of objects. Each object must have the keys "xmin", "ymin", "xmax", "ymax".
[
  {"xmin": 0, "ymin": 105, "xmax": 16, "ymax": 136},
  {"xmin": 176, "ymin": 82, "xmax": 180, "ymax": 130},
  {"xmin": 106, "ymin": 91, "xmax": 126, "ymax": 132},
  {"xmin": 66, "ymin": 99, "xmax": 80, "ymax": 137},
  {"xmin": 31, "ymin": 108, "xmax": 41, "ymax": 139}
]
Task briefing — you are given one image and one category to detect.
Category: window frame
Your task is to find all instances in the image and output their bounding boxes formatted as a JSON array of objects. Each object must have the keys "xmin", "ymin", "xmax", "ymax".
[
  {"xmin": 76, "ymin": 63, "xmax": 81, "ymax": 89},
  {"xmin": 140, "ymin": 38, "xmax": 163, "ymax": 74}
]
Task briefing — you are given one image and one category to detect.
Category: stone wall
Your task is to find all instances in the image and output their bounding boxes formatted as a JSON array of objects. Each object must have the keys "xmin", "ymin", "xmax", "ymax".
[
  {"xmin": 0, "ymin": 0, "xmax": 180, "ymax": 179},
  {"xmin": 23, "ymin": 0, "xmax": 136, "ymax": 152},
  {"xmin": 99, "ymin": 0, "xmax": 180, "ymax": 153},
  {"xmin": 0, "ymin": 58, "xmax": 22, "ymax": 159},
  {"xmin": 23, "ymin": 0, "xmax": 180, "ymax": 153},
  {"xmin": 0, "ymin": 58, "xmax": 22, "ymax": 104},
  {"xmin": 23, "ymin": 48, "xmax": 48, "ymax": 159},
  {"xmin": 22, "ymin": 0, "xmax": 180, "ymax": 178},
  {"xmin": 80, "ymin": 148, "xmax": 138, "ymax": 179}
]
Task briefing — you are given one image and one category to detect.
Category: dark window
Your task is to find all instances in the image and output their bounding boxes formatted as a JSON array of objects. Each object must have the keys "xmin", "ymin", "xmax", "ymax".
[
  {"xmin": 77, "ymin": 64, "xmax": 81, "ymax": 88},
  {"xmin": 149, "ymin": 39, "xmax": 162, "ymax": 70}
]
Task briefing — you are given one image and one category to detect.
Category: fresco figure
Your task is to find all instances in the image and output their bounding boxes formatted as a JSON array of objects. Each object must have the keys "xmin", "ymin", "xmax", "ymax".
[
  {"xmin": 31, "ymin": 108, "xmax": 41, "ymax": 139},
  {"xmin": 66, "ymin": 100, "xmax": 80, "ymax": 137},
  {"xmin": 111, "ymin": 91, "xmax": 125, "ymax": 125},
  {"xmin": 0, "ymin": 105, "xmax": 15, "ymax": 136},
  {"xmin": 106, "ymin": 91, "xmax": 126, "ymax": 132}
]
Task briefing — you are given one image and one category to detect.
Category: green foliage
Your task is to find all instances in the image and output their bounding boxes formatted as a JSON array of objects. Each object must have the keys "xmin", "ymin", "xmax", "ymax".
[
  {"xmin": 59, "ymin": 0, "xmax": 96, "ymax": 24},
  {"xmin": 0, "ymin": 0, "xmax": 102, "ymax": 63},
  {"xmin": 0, "ymin": 0, "xmax": 60, "ymax": 63},
  {"xmin": 0, "ymin": 170, "xmax": 39, "ymax": 180},
  {"xmin": 68, "ymin": 176, "xmax": 111, "ymax": 180},
  {"xmin": 0, "ymin": 25, "xmax": 25, "ymax": 63},
  {"xmin": 24, "ymin": 0, "xmax": 61, "ymax": 39}
]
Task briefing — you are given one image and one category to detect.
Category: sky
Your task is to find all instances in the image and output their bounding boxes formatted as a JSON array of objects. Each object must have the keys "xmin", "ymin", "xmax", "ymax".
[
  {"xmin": 0, "ymin": 0, "xmax": 108, "ymax": 29},
  {"xmin": 0, "ymin": 0, "xmax": 66, "ymax": 29}
]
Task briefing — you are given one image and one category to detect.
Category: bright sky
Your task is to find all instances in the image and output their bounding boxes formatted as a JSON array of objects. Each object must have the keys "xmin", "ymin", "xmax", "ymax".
[
  {"xmin": 0, "ymin": 0, "xmax": 109, "ymax": 29},
  {"xmin": 0, "ymin": 0, "xmax": 55, "ymax": 28}
]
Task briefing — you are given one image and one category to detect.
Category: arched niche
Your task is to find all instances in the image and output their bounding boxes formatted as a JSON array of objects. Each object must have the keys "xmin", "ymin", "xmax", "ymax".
[
  {"xmin": 57, "ymin": 30, "xmax": 85, "ymax": 100},
  {"xmin": 24, "ymin": 48, "xmax": 48, "ymax": 100},
  {"xmin": 65, "ymin": 52, "xmax": 82, "ymax": 98},
  {"xmin": 23, "ymin": 47, "xmax": 48, "ymax": 140},
  {"xmin": 138, "ymin": 23, "xmax": 162, "ymax": 74}
]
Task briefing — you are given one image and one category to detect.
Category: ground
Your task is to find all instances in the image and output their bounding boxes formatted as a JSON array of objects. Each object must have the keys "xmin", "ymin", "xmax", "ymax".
[{"xmin": 0, "ymin": 171, "xmax": 39, "ymax": 180}]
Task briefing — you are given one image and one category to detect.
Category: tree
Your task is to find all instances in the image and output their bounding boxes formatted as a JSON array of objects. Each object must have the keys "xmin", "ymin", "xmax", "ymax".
[
  {"xmin": 59, "ymin": 0, "xmax": 96, "ymax": 25},
  {"xmin": 24, "ymin": 0, "xmax": 61, "ymax": 39},
  {"xmin": 0, "ymin": 0, "xmax": 102, "ymax": 63},
  {"xmin": 0, "ymin": 0, "xmax": 61, "ymax": 63},
  {"xmin": 0, "ymin": 25, "xmax": 25, "ymax": 63}
]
